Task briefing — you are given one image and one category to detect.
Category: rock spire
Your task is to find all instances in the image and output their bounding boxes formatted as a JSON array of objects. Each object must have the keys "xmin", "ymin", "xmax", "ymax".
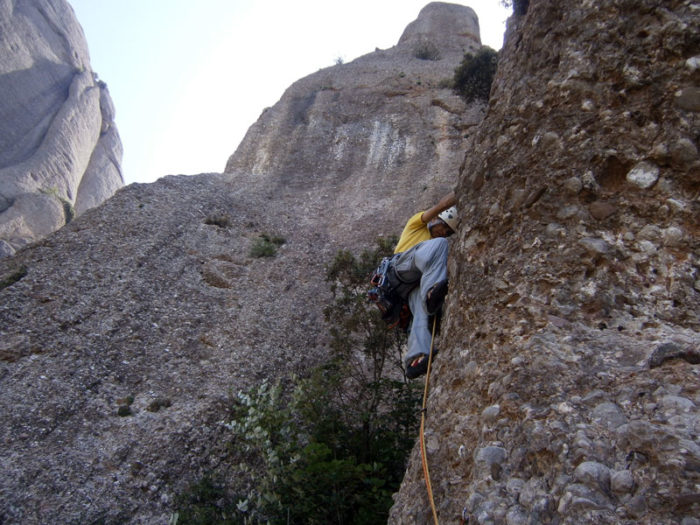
[{"xmin": 0, "ymin": 0, "xmax": 123, "ymax": 256}]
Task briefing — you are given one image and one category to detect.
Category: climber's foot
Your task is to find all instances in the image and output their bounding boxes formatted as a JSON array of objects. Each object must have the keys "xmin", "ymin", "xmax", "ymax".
[
  {"xmin": 405, "ymin": 349, "xmax": 438, "ymax": 380},
  {"xmin": 426, "ymin": 280, "xmax": 448, "ymax": 315}
]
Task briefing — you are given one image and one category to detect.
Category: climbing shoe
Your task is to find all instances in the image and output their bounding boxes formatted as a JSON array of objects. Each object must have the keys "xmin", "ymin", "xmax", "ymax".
[
  {"xmin": 405, "ymin": 349, "xmax": 438, "ymax": 380},
  {"xmin": 426, "ymin": 279, "xmax": 448, "ymax": 315}
]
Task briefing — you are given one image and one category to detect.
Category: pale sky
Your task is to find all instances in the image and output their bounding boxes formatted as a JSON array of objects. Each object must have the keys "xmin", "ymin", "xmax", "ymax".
[{"xmin": 69, "ymin": 1, "xmax": 510, "ymax": 184}]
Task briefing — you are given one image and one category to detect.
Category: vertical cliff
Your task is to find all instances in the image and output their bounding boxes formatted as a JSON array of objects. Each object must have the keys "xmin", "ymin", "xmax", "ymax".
[
  {"xmin": 0, "ymin": 0, "xmax": 123, "ymax": 256},
  {"xmin": 225, "ymin": 2, "xmax": 484, "ymax": 240},
  {"xmin": 2, "ymin": 0, "xmax": 696, "ymax": 522},
  {"xmin": 391, "ymin": 0, "xmax": 699, "ymax": 523}
]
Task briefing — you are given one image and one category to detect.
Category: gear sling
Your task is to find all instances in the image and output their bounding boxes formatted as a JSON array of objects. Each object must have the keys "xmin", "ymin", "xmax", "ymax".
[{"xmin": 367, "ymin": 253, "xmax": 416, "ymax": 330}]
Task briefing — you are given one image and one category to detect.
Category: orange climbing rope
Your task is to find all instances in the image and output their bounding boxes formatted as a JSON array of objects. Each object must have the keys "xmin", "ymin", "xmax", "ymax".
[{"xmin": 419, "ymin": 315, "xmax": 440, "ymax": 525}]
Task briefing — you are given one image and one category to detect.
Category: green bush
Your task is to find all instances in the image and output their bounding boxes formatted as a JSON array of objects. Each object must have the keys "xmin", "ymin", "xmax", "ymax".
[
  {"xmin": 412, "ymin": 40, "xmax": 441, "ymax": 61},
  {"xmin": 40, "ymin": 187, "xmax": 75, "ymax": 224},
  {"xmin": 0, "ymin": 266, "xmax": 27, "ymax": 291},
  {"xmin": 204, "ymin": 213, "xmax": 232, "ymax": 228},
  {"xmin": 222, "ymin": 373, "xmax": 419, "ymax": 523},
  {"xmin": 501, "ymin": 0, "xmax": 529, "ymax": 16},
  {"xmin": 172, "ymin": 477, "xmax": 242, "ymax": 524},
  {"xmin": 249, "ymin": 233, "xmax": 285, "ymax": 258},
  {"xmin": 453, "ymin": 47, "xmax": 499, "ymax": 103},
  {"xmin": 175, "ymin": 237, "xmax": 421, "ymax": 524}
]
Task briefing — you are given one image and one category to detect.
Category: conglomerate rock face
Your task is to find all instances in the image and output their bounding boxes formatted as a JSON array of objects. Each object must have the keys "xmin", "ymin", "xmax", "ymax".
[
  {"xmin": 390, "ymin": 0, "xmax": 699, "ymax": 523},
  {"xmin": 0, "ymin": 0, "xmax": 123, "ymax": 256},
  {"xmin": 0, "ymin": 3, "xmax": 483, "ymax": 522},
  {"xmin": 2, "ymin": 0, "xmax": 697, "ymax": 523}
]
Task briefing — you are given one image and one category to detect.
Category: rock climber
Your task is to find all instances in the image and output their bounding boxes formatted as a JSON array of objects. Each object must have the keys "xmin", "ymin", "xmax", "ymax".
[{"xmin": 392, "ymin": 191, "xmax": 458, "ymax": 379}]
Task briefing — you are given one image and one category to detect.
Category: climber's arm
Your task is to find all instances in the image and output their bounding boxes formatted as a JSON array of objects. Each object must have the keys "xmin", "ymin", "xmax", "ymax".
[{"xmin": 420, "ymin": 192, "xmax": 456, "ymax": 223}]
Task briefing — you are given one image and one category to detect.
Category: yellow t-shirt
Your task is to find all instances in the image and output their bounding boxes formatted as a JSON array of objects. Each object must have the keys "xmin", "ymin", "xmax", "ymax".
[{"xmin": 394, "ymin": 211, "xmax": 431, "ymax": 253}]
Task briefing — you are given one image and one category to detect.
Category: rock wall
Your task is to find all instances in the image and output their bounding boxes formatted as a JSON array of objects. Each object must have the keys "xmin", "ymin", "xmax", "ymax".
[
  {"xmin": 225, "ymin": 2, "xmax": 483, "ymax": 241},
  {"xmin": 3, "ymin": 0, "xmax": 696, "ymax": 523},
  {"xmin": 390, "ymin": 0, "xmax": 699, "ymax": 523},
  {"xmin": 0, "ymin": 0, "xmax": 123, "ymax": 256},
  {"xmin": 0, "ymin": 3, "xmax": 484, "ymax": 522},
  {"xmin": 0, "ymin": 174, "xmax": 334, "ymax": 523}
]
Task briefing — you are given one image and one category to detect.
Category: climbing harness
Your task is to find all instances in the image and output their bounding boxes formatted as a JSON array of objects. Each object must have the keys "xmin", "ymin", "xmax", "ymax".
[
  {"xmin": 368, "ymin": 254, "xmax": 415, "ymax": 330},
  {"xmin": 419, "ymin": 315, "xmax": 440, "ymax": 525}
]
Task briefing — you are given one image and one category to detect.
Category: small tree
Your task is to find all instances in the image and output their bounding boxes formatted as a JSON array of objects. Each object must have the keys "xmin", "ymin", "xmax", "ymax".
[
  {"xmin": 453, "ymin": 47, "xmax": 499, "ymax": 103},
  {"xmin": 249, "ymin": 233, "xmax": 285, "ymax": 258},
  {"xmin": 176, "ymin": 238, "xmax": 422, "ymax": 524},
  {"xmin": 412, "ymin": 40, "xmax": 441, "ymax": 61},
  {"xmin": 324, "ymin": 236, "xmax": 407, "ymax": 382},
  {"xmin": 322, "ymin": 236, "xmax": 420, "ymax": 468}
]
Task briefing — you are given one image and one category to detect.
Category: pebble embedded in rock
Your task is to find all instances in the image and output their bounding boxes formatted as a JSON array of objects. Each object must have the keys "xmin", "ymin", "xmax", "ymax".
[
  {"xmin": 505, "ymin": 505, "xmax": 529, "ymax": 525},
  {"xmin": 662, "ymin": 226, "xmax": 683, "ymax": 246},
  {"xmin": 482, "ymin": 404, "xmax": 501, "ymax": 421},
  {"xmin": 0, "ymin": 240, "xmax": 16, "ymax": 257},
  {"xmin": 474, "ymin": 446, "xmax": 507, "ymax": 479},
  {"xmin": 557, "ymin": 205, "xmax": 580, "ymax": 220},
  {"xmin": 579, "ymin": 237, "xmax": 611, "ymax": 255},
  {"xmin": 591, "ymin": 402, "xmax": 628, "ymax": 430},
  {"xmin": 675, "ymin": 87, "xmax": 700, "ymax": 112},
  {"xmin": 626, "ymin": 161, "xmax": 660, "ymax": 189},
  {"xmin": 573, "ymin": 461, "xmax": 611, "ymax": 492},
  {"xmin": 670, "ymin": 138, "xmax": 698, "ymax": 165},
  {"xmin": 563, "ymin": 177, "xmax": 583, "ymax": 194},
  {"xmin": 589, "ymin": 201, "xmax": 617, "ymax": 220},
  {"xmin": 611, "ymin": 470, "xmax": 635, "ymax": 494}
]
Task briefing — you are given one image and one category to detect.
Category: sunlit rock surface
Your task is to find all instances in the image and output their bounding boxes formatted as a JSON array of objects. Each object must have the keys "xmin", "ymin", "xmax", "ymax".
[{"xmin": 0, "ymin": 0, "xmax": 123, "ymax": 254}]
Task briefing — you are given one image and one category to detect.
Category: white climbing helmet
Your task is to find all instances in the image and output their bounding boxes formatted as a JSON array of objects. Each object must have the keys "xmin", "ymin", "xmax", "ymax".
[{"xmin": 438, "ymin": 206, "xmax": 458, "ymax": 232}]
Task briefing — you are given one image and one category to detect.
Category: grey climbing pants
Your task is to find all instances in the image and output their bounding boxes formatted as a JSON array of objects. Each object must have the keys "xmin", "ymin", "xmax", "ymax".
[{"xmin": 393, "ymin": 237, "xmax": 448, "ymax": 365}]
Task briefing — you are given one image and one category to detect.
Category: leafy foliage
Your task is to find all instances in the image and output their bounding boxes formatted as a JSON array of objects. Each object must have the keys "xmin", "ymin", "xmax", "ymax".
[
  {"xmin": 172, "ymin": 477, "xmax": 242, "ymax": 524},
  {"xmin": 452, "ymin": 47, "xmax": 499, "ymax": 103},
  {"xmin": 501, "ymin": 0, "xmax": 529, "ymax": 16},
  {"xmin": 40, "ymin": 186, "xmax": 75, "ymax": 224},
  {"xmin": 412, "ymin": 40, "xmax": 441, "ymax": 61},
  {"xmin": 0, "ymin": 265, "xmax": 27, "ymax": 291},
  {"xmin": 249, "ymin": 233, "xmax": 285, "ymax": 258},
  {"xmin": 175, "ymin": 237, "xmax": 421, "ymax": 524},
  {"xmin": 204, "ymin": 213, "xmax": 232, "ymax": 228}
]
